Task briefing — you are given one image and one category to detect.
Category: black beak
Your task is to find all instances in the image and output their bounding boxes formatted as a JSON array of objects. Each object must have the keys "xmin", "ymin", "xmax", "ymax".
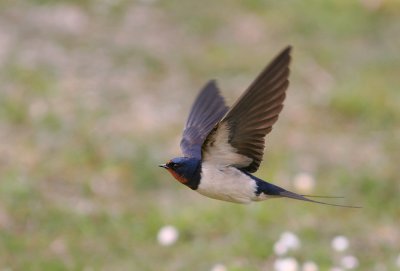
[{"xmin": 159, "ymin": 164, "xmax": 168, "ymax": 169}]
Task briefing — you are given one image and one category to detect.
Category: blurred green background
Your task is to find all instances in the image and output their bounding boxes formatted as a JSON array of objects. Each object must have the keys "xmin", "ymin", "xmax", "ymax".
[{"xmin": 0, "ymin": 0, "xmax": 399, "ymax": 270}]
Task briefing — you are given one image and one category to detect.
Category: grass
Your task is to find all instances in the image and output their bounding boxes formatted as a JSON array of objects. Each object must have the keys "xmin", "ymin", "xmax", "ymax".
[{"xmin": 0, "ymin": 0, "xmax": 399, "ymax": 270}]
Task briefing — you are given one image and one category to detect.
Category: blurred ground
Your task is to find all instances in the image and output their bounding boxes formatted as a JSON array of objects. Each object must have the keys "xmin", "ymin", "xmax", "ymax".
[{"xmin": 0, "ymin": 0, "xmax": 399, "ymax": 270}]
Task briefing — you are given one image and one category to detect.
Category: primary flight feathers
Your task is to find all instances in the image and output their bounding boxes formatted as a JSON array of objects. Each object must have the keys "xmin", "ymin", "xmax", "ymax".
[
  {"xmin": 181, "ymin": 46, "xmax": 291, "ymax": 172},
  {"xmin": 180, "ymin": 80, "xmax": 229, "ymax": 159}
]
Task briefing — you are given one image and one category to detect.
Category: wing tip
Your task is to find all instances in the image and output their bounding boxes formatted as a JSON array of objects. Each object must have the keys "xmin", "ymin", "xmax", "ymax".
[
  {"xmin": 206, "ymin": 79, "xmax": 218, "ymax": 88},
  {"xmin": 277, "ymin": 45, "xmax": 292, "ymax": 64},
  {"xmin": 282, "ymin": 45, "xmax": 292, "ymax": 54}
]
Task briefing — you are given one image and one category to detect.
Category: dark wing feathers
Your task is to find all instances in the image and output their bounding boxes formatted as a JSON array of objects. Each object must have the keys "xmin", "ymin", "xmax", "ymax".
[
  {"xmin": 202, "ymin": 46, "xmax": 292, "ymax": 172},
  {"xmin": 180, "ymin": 80, "xmax": 229, "ymax": 158}
]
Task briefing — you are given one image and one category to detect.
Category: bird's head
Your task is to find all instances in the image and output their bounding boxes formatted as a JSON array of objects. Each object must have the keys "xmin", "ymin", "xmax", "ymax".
[{"xmin": 159, "ymin": 157, "xmax": 201, "ymax": 188}]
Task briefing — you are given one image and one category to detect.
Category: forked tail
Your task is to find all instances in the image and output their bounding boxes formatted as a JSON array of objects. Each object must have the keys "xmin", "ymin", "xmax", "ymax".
[
  {"xmin": 253, "ymin": 177, "xmax": 361, "ymax": 208},
  {"xmin": 279, "ymin": 190, "xmax": 361, "ymax": 208}
]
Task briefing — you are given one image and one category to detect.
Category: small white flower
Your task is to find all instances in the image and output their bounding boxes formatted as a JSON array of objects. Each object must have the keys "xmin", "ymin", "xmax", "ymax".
[
  {"xmin": 340, "ymin": 255, "xmax": 359, "ymax": 269},
  {"xmin": 329, "ymin": 267, "xmax": 343, "ymax": 271},
  {"xmin": 331, "ymin": 236, "xmax": 349, "ymax": 252},
  {"xmin": 396, "ymin": 254, "xmax": 400, "ymax": 268},
  {"xmin": 302, "ymin": 261, "xmax": 318, "ymax": 271},
  {"xmin": 273, "ymin": 231, "xmax": 301, "ymax": 256},
  {"xmin": 293, "ymin": 172, "xmax": 315, "ymax": 194},
  {"xmin": 210, "ymin": 263, "xmax": 227, "ymax": 271},
  {"xmin": 281, "ymin": 231, "xmax": 301, "ymax": 250},
  {"xmin": 157, "ymin": 225, "xmax": 179, "ymax": 246},
  {"xmin": 274, "ymin": 240, "xmax": 289, "ymax": 256},
  {"xmin": 274, "ymin": 257, "xmax": 299, "ymax": 271}
]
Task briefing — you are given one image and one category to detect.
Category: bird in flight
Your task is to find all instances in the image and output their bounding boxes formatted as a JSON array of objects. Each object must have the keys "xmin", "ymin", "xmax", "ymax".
[{"xmin": 160, "ymin": 46, "xmax": 358, "ymax": 208}]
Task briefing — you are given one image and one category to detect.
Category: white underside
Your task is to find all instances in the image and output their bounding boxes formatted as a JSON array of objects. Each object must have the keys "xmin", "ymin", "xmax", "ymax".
[{"xmin": 197, "ymin": 162, "xmax": 271, "ymax": 204}]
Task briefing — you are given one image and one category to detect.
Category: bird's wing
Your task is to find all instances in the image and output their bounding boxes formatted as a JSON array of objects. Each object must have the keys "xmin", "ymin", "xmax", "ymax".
[
  {"xmin": 202, "ymin": 46, "xmax": 291, "ymax": 172},
  {"xmin": 180, "ymin": 80, "xmax": 229, "ymax": 159}
]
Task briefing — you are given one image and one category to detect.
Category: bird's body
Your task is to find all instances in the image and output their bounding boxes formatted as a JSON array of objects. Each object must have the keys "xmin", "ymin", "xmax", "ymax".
[
  {"xmin": 160, "ymin": 46, "xmax": 358, "ymax": 208},
  {"xmin": 198, "ymin": 162, "xmax": 260, "ymax": 204}
]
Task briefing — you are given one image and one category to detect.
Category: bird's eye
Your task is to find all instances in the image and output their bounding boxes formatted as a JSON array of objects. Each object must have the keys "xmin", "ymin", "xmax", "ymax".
[{"xmin": 169, "ymin": 162, "xmax": 180, "ymax": 169}]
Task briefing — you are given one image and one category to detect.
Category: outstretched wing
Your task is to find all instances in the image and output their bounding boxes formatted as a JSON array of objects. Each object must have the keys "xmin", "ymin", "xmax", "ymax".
[
  {"xmin": 202, "ymin": 46, "xmax": 292, "ymax": 172},
  {"xmin": 180, "ymin": 80, "xmax": 229, "ymax": 159}
]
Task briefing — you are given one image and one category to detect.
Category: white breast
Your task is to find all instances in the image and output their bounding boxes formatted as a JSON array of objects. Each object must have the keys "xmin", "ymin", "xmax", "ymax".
[{"xmin": 197, "ymin": 162, "xmax": 258, "ymax": 204}]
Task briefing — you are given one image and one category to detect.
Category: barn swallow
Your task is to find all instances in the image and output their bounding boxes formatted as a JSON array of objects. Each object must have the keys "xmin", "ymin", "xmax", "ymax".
[{"xmin": 160, "ymin": 46, "xmax": 358, "ymax": 207}]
